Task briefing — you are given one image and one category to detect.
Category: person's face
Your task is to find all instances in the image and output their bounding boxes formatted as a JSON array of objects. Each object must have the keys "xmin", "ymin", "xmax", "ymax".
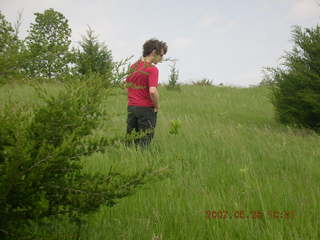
[{"xmin": 152, "ymin": 49, "xmax": 165, "ymax": 64}]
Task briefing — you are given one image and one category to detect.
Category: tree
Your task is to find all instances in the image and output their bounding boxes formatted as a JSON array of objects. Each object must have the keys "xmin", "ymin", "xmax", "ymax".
[
  {"xmin": 0, "ymin": 75, "xmax": 166, "ymax": 240},
  {"xmin": 166, "ymin": 62, "xmax": 180, "ymax": 90},
  {"xmin": 0, "ymin": 11, "xmax": 17, "ymax": 53},
  {"xmin": 267, "ymin": 25, "xmax": 320, "ymax": 132},
  {"xmin": 74, "ymin": 27, "xmax": 113, "ymax": 78},
  {"xmin": 25, "ymin": 8, "xmax": 72, "ymax": 79},
  {"xmin": 0, "ymin": 11, "xmax": 22, "ymax": 82}
]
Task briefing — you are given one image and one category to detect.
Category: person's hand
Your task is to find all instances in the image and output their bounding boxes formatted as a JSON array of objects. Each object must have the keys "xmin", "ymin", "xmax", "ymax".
[{"xmin": 154, "ymin": 106, "xmax": 160, "ymax": 112}]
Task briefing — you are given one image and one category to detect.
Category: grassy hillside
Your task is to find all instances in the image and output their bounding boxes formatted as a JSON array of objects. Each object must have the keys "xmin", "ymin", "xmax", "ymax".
[{"xmin": 1, "ymin": 84, "xmax": 319, "ymax": 240}]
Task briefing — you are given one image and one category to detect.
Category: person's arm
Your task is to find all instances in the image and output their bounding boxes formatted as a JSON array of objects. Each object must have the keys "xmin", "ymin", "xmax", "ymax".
[{"xmin": 149, "ymin": 86, "xmax": 160, "ymax": 112}]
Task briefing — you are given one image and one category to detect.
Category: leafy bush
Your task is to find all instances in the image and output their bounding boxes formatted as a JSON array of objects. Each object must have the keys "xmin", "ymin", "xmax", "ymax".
[
  {"xmin": 73, "ymin": 27, "xmax": 113, "ymax": 79},
  {"xmin": 0, "ymin": 75, "xmax": 166, "ymax": 240},
  {"xmin": 266, "ymin": 25, "xmax": 320, "ymax": 132},
  {"xmin": 192, "ymin": 78, "xmax": 213, "ymax": 86},
  {"xmin": 166, "ymin": 63, "xmax": 180, "ymax": 90},
  {"xmin": 169, "ymin": 120, "xmax": 182, "ymax": 135}
]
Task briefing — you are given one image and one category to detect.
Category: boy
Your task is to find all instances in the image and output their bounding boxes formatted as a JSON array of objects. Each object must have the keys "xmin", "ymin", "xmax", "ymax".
[{"xmin": 126, "ymin": 38, "xmax": 168, "ymax": 146}]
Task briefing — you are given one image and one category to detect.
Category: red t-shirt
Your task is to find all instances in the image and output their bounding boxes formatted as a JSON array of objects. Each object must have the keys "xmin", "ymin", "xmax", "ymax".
[{"xmin": 126, "ymin": 60, "xmax": 159, "ymax": 107}]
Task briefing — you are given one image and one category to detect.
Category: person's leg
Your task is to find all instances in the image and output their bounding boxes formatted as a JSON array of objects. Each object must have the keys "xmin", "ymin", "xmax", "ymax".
[
  {"xmin": 136, "ymin": 107, "xmax": 157, "ymax": 146},
  {"xmin": 154, "ymin": 111, "xmax": 158, "ymax": 127},
  {"xmin": 126, "ymin": 106, "xmax": 138, "ymax": 145}
]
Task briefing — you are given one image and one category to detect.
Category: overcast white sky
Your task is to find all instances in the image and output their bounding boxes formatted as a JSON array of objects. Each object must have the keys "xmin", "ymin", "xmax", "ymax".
[{"xmin": 1, "ymin": 0, "xmax": 319, "ymax": 86}]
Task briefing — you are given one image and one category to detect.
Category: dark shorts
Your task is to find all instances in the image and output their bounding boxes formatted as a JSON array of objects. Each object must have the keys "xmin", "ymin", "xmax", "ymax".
[{"xmin": 126, "ymin": 106, "xmax": 157, "ymax": 146}]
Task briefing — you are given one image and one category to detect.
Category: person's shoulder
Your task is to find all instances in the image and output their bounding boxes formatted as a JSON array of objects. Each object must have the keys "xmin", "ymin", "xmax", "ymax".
[
  {"xmin": 145, "ymin": 66, "xmax": 158, "ymax": 76},
  {"xmin": 132, "ymin": 60, "xmax": 158, "ymax": 72},
  {"xmin": 146, "ymin": 64, "xmax": 158, "ymax": 72}
]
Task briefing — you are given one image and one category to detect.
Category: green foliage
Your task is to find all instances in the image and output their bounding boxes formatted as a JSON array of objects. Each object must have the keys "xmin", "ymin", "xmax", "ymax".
[
  {"xmin": 0, "ymin": 75, "xmax": 166, "ymax": 240},
  {"xmin": 0, "ymin": 11, "xmax": 24, "ymax": 83},
  {"xmin": 111, "ymin": 56, "xmax": 135, "ymax": 88},
  {"xmin": 169, "ymin": 119, "xmax": 182, "ymax": 135},
  {"xmin": 24, "ymin": 8, "xmax": 72, "ymax": 79},
  {"xmin": 192, "ymin": 78, "xmax": 213, "ymax": 86},
  {"xmin": 73, "ymin": 27, "xmax": 113, "ymax": 80},
  {"xmin": 0, "ymin": 11, "xmax": 17, "ymax": 54},
  {"xmin": 166, "ymin": 63, "xmax": 180, "ymax": 90},
  {"xmin": 267, "ymin": 25, "xmax": 320, "ymax": 132}
]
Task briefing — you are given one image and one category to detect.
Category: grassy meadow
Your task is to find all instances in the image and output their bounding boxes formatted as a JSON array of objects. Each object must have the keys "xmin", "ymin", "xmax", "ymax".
[{"xmin": 1, "ymin": 83, "xmax": 320, "ymax": 240}]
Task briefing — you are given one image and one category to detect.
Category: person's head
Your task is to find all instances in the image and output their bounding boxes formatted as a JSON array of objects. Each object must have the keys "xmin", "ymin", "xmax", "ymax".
[{"xmin": 143, "ymin": 38, "xmax": 168, "ymax": 64}]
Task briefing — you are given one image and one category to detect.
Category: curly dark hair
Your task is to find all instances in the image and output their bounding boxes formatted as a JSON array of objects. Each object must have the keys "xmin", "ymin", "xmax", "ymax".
[{"xmin": 142, "ymin": 38, "xmax": 168, "ymax": 57}]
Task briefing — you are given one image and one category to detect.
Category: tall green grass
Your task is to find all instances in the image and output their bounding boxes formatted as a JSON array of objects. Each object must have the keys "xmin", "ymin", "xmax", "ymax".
[{"xmin": 1, "ymin": 84, "xmax": 319, "ymax": 239}]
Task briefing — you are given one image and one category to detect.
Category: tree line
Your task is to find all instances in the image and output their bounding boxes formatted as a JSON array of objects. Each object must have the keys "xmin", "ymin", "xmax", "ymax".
[{"xmin": 0, "ymin": 8, "xmax": 113, "ymax": 84}]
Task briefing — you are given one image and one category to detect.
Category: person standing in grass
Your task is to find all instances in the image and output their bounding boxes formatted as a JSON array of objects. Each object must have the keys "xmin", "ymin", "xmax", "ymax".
[{"xmin": 126, "ymin": 38, "xmax": 168, "ymax": 146}]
